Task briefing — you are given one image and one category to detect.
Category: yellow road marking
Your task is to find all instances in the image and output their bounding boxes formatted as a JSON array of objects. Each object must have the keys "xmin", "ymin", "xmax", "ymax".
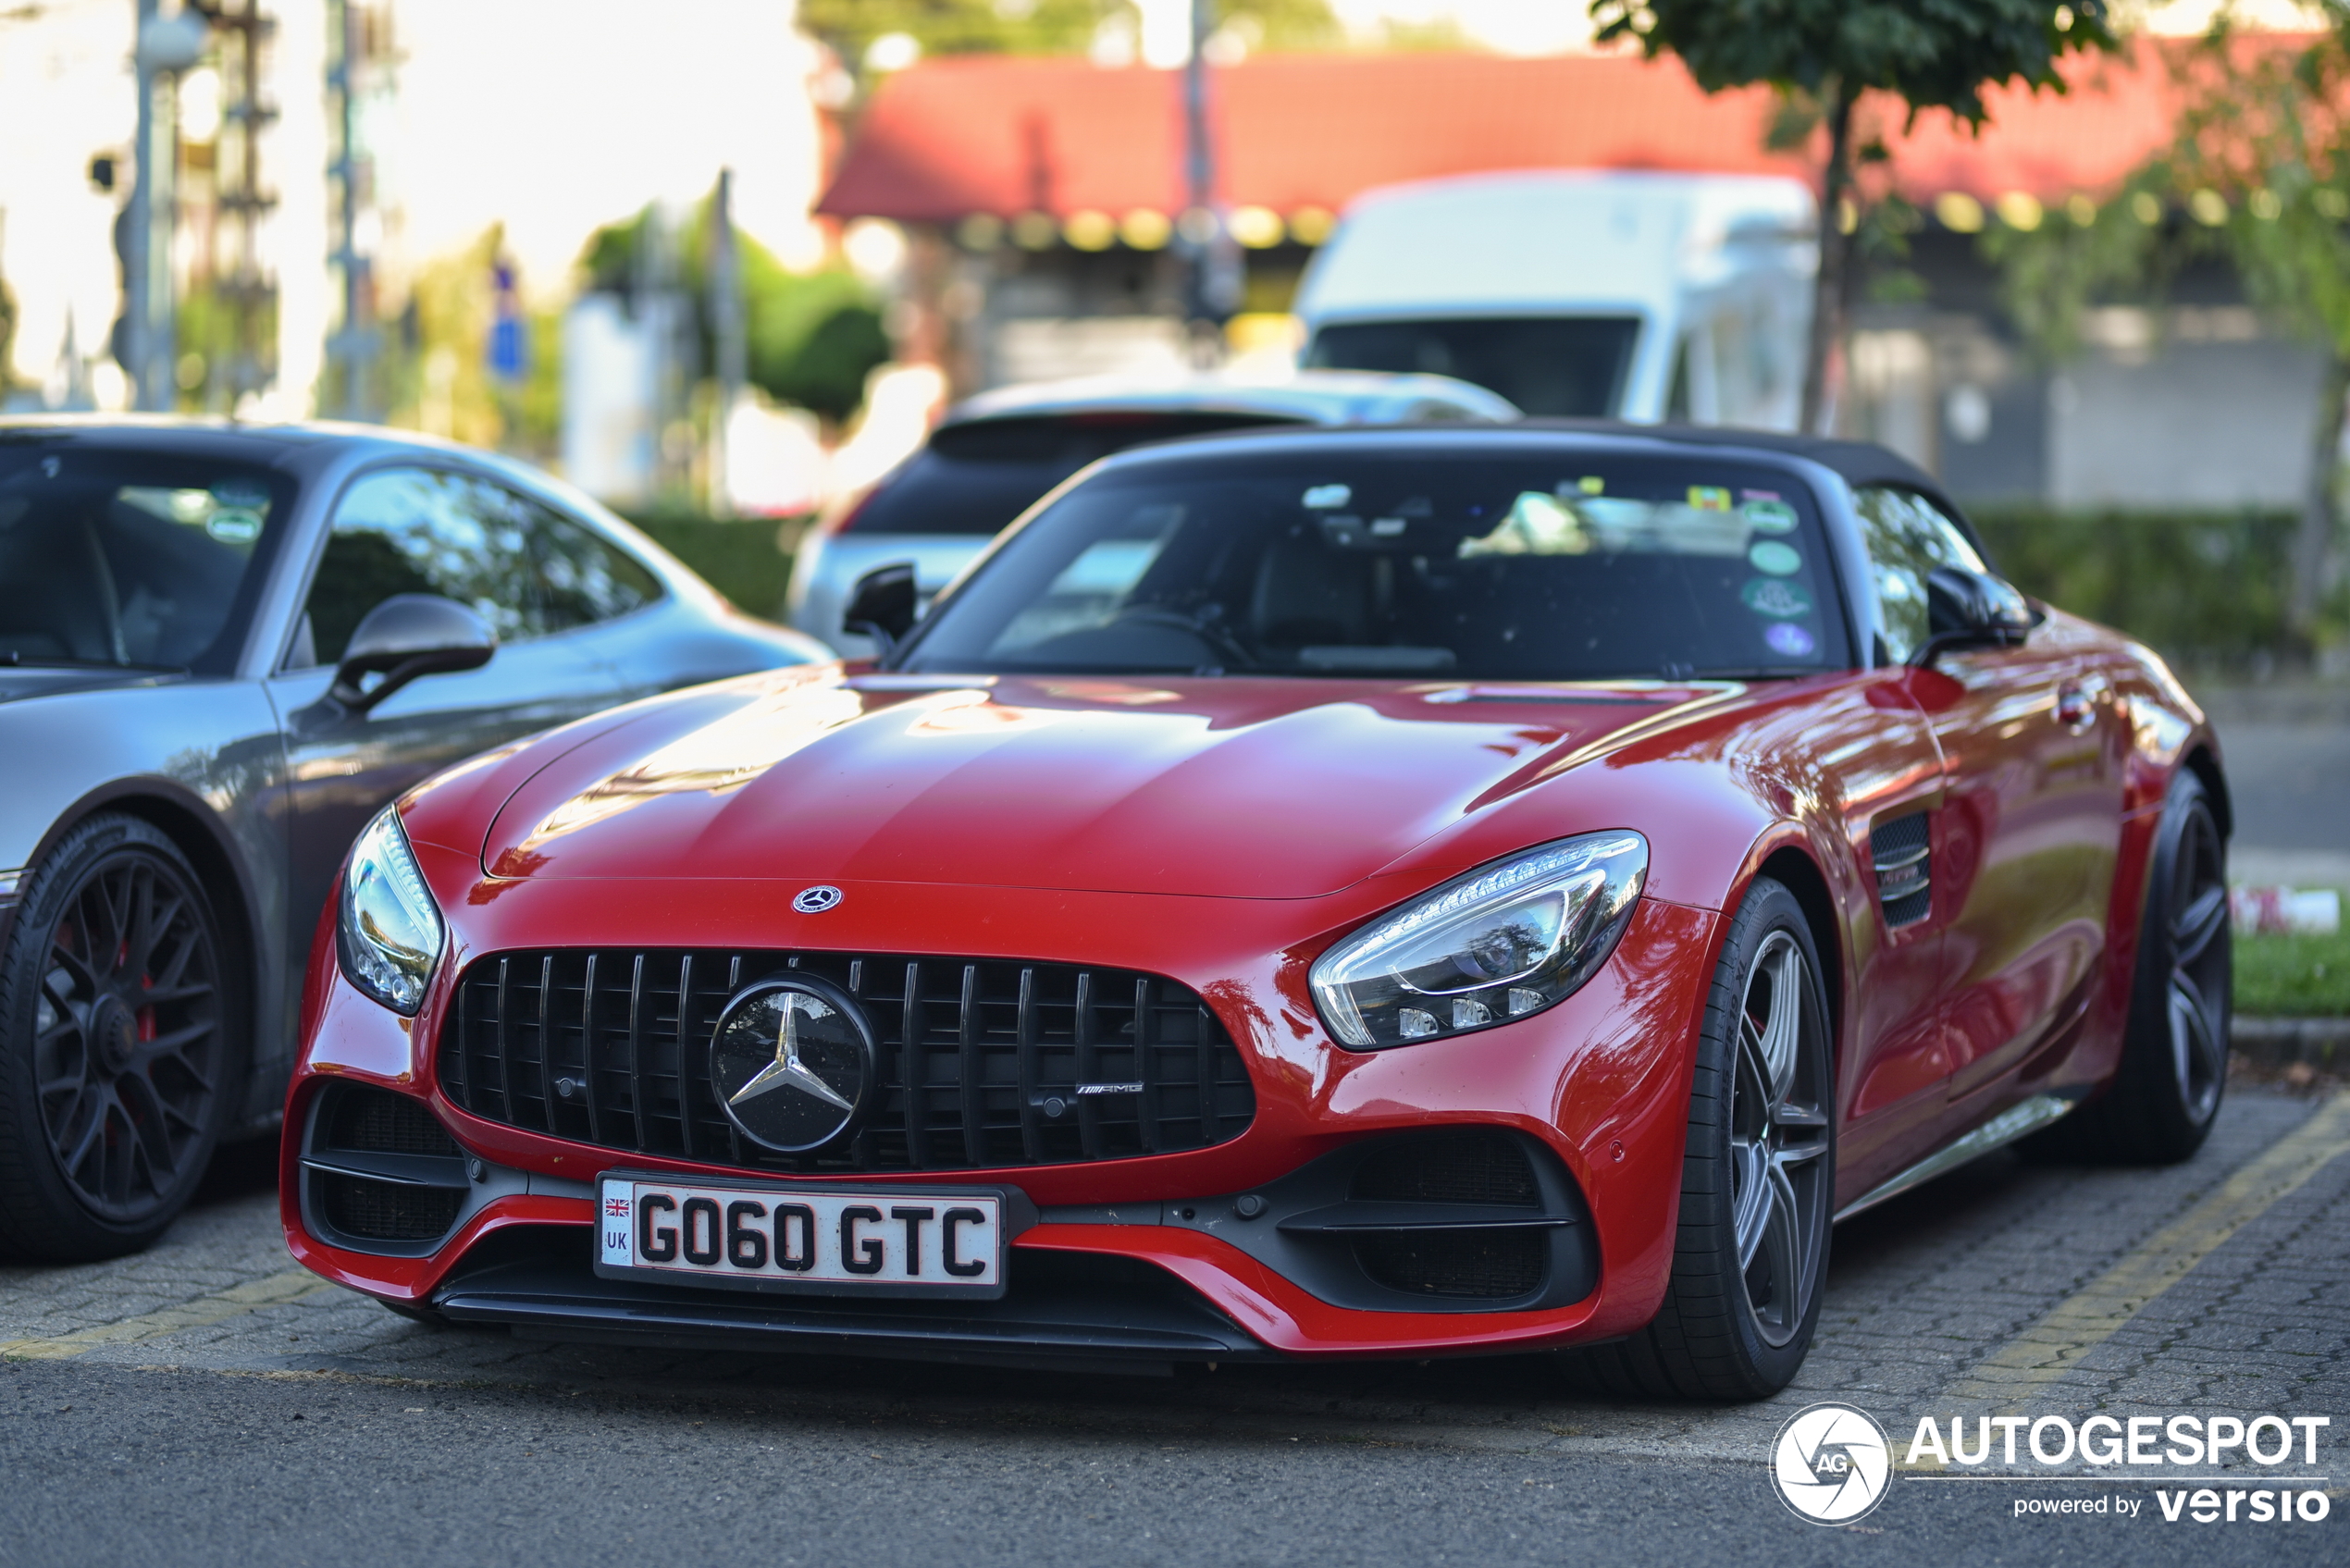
[
  {"xmin": 0, "ymin": 1270, "xmax": 341, "ymax": 1362},
  {"xmin": 1948, "ymin": 1093, "xmax": 2350, "ymax": 1403}
]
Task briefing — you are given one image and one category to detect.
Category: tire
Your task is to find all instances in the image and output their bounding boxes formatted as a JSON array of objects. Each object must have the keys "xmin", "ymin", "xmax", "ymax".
[
  {"xmin": 2029, "ymin": 770, "xmax": 2230, "ymax": 1165},
  {"xmin": 1559, "ymin": 877, "xmax": 1835, "ymax": 1401},
  {"xmin": 0, "ymin": 812, "xmax": 242, "ymax": 1261}
]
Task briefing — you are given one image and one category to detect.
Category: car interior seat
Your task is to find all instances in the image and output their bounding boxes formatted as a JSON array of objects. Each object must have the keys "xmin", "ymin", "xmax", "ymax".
[{"xmin": 1248, "ymin": 528, "xmax": 1375, "ymax": 651}]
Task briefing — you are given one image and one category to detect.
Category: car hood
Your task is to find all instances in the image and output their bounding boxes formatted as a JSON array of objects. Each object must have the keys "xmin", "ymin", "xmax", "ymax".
[{"xmin": 474, "ymin": 671, "xmax": 1724, "ymax": 900}]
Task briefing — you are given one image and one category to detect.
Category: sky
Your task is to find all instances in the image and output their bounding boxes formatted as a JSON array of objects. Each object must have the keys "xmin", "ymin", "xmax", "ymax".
[{"xmin": 0, "ymin": 0, "xmax": 2333, "ymax": 405}]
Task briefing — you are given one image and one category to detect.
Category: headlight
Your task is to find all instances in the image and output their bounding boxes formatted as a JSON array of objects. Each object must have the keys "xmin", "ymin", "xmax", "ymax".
[
  {"xmin": 1310, "ymin": 831, "xmax": 1648, "ymax": 1050},
  {"xmin": 337, "ymin": 809, "xmax": 445, "ymax": 1016}
]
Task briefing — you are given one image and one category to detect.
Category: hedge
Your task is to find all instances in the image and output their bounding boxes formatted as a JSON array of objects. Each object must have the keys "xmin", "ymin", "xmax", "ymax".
[
  {"xmin": 624, "ymin": 513, "xmax": 802, "ymax": 623},
  {"xmin": 1968, "ymin": 504, "xmax": 2309, "ymax": 673}
]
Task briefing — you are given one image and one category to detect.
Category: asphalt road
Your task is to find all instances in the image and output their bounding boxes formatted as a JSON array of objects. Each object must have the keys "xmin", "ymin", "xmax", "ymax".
[
  {"xmin": 3, "ymin": 1082, "xmax": 2345, "ymax": 1568},
  {"xmin": 2199, "ymin": 684, "xmax": 2350, "ymax": 883}
]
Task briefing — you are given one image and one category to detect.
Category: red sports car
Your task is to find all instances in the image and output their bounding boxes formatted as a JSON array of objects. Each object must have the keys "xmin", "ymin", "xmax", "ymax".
[{"xmin": 283, "ymin": 426, "xmax": 2230, "ymax": 1399}]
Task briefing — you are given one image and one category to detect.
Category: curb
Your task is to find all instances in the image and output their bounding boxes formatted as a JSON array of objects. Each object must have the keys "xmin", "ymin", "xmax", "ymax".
[{"xmin": 2232, "ymin": 1017, "xmax": 2350, "ymax": 1068}]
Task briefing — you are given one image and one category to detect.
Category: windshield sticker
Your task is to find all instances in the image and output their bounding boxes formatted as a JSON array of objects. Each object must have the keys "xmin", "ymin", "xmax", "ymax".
[
  {"xmin": 1688, "ymin": 485, "xmax": 1732, "ymax": 512},
  {"xmin": 1743, "ymin": 499, "xmax": 1798, "ymax": 534},
  {"xmin": 1763, "ymin": 621, "xmax": 1817, "ymax": 658},
  {"xmin": 1749, "ymin": 539, "xmax": 1802, "ymax": 575},
  {"xmin": 204, "ymin": 509, "xmax": 263, "ymax": 544},
  {"xmin": 1741, "ymin": 578, "xmax": 1813, "ymax": 618},
  {"xmin": 212, "ymin": 478, "xmax": 271, "ymax": 509},
  {"xmin": 1302, "ymin": 483, "xmax": 1351, "ymax": 510},
  {"xmin": 1575, "ymin": 475, "xmax": 1605, "ymax": 495}
]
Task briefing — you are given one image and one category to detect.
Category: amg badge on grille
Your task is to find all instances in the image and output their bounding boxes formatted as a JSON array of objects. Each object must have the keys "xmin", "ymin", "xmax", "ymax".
[{"xmin": 708, "ymin": 977, "xmax": 877, "ymax": 1151}]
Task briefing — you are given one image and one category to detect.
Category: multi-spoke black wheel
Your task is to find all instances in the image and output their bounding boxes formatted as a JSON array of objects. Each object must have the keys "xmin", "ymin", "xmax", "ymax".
[
  {"xmin": 1558, "ymin": 877, "xmax": 1834, "ymax": 1401},
  {"xmin": 1727, "ymin": 930, "xmax": 1833, "ymax": 1350},
  {"xmin": 2032, "ymin": 770, "xmax": 2230, "ymax": 1165},
  {"xmin": 0, "ymin": 813, "xmax": 240, "ymax": 1259}
]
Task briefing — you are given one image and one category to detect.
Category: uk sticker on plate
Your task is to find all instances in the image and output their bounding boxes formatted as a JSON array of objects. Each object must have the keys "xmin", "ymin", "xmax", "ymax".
[{"xmin": 595, "ymin": 1174, "xmax": 1008, "ymax": 1299}]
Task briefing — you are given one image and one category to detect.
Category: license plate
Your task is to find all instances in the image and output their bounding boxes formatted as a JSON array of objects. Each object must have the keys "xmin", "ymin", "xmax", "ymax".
[{"xmin": 594, "ymin": 1174, "xmax": 1008, "ymax": 1299}]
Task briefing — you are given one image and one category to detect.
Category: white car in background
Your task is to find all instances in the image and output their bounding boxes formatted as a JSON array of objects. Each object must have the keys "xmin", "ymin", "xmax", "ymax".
[
  {"xmin": 785, "ymin": 369, "xmax": 1517, "ymax": 656},
  {"xmin": 1296, "ymin": 170, "xmax": 1817, "ymax": 429}
]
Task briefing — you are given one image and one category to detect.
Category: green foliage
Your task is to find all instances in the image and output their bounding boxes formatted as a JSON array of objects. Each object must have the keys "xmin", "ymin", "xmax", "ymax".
[
  {"xmin": 620, "ymin": 513, "xmax": 800, "ymax": 621},
  {"xmin": 1969, "ymin": 504, "xmax": 2319, "ymax": 670},
  {"xmin": 1588, "ymin": 1, "xmax": 2114, "ymax": 120},
  {"xmin": 2236, "ymin": 927, "xmax": 2350, "ymax": 1017},
  {"xmin": 580, "ymin": 203, "xmax": 890, "ymax": 426}
]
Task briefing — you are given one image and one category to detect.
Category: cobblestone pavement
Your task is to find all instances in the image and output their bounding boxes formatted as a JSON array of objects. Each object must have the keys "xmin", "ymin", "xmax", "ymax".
[{"xmin": 2, "ymin": 1087, "xmax": 2344, "ymax": 1477}]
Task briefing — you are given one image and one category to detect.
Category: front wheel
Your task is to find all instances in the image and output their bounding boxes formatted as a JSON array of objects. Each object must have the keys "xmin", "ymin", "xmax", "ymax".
[
  {"xmin": 0, "ymin": 813, "xmax": 240, "ymax": 1260},
  {"xmin": 1561, "ymin": 877, "xmax": 1835, "ymax": 1400}
]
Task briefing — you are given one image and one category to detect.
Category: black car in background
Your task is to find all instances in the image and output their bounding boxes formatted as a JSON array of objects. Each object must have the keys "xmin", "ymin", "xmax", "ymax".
[{"xmin": 0, "ymin": 419, "xmax": 827, "ymax": 1260}]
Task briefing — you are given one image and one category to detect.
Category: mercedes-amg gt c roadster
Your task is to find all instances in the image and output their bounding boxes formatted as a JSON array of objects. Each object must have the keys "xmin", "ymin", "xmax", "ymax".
[{"xmin": 284, "ymin": 425, "xmax": 2231, "ymax": 1399}]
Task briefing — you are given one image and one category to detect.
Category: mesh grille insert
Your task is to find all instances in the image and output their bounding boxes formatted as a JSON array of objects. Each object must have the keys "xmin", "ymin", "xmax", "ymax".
[
  {"xmin": 1354, "ymin": 1229, "xmax": 1548, "ymax": 1299},
  {"xmin": 437, "ymin": 948, "xmax": 1256, "ymax": 1175},
  {"xmin": 328, "ymin": 1086, "xmax": 461, "ymax": 1157},
  {"xmin": 1351, "ymin": 1131, "xmax": 1538, "ymax": 1206},
  {"xmin": 320, "ymin": 1174, "xmax": 464, "ymax": 1242}
]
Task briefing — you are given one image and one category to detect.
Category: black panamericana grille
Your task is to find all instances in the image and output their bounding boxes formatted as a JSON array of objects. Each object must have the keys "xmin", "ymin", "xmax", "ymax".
[
  {"xmin": 1353, "ymin": 1131, "xmax": 1538, "ymax": 1208},
  {"xmin": 322, "ymin": 1174, "xmax": 464, "ymax": 1241},
  {"xmin": 1349, "ymin": 1131, "xmax": 1548, "ymax": 1299},
  {"xmin": 437, "ymin": 949, "xmax": 1257, "ymax": 1174},
  {"xmin": 1354, "ymin": 1229, "xmax": 1549, "ymax": 1300}
]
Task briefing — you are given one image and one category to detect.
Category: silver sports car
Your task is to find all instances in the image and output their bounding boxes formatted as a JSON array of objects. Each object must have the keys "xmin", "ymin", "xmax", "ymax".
[{"xmin": 0, "ymin": 418, "xmax": 826, "ymax": 1260}]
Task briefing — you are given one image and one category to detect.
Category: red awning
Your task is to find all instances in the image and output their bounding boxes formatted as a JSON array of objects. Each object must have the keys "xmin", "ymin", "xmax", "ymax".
[{"xmin": 817, "ymin": 41, "xmax": 2245, "ymax": 223}]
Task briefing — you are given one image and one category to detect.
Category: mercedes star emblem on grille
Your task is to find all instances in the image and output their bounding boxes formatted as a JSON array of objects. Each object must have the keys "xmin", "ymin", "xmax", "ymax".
[
  {"xmin": 791, "ymin": 884, "xmax": 844, "ymax": 913},
  {"xmin": 707, "ymin": 976, "xmax": 876, "ymax": 1151}
]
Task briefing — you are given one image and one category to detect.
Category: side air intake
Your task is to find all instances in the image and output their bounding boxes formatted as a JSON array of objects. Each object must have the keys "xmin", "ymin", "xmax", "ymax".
[{"xmin": 1870, "ymin": 811, "xmax": 1933, "ymax": 927}]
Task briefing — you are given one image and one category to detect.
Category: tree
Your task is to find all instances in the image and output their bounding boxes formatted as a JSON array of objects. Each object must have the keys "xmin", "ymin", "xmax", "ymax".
[
  {"xmin": 1590, "ymin": 0, "xmax": 2117, "ymax": 432},
  {"xmin": 1988, "ymin": 9, "xmax": 2350, "ymax": 655},
  {"xmin": 579, "ymin": 203, "xmax": 892, "ymax": 427}
]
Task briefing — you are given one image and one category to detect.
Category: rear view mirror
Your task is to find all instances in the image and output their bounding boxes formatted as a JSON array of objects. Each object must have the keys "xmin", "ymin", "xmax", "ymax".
[
  {"xmin": 843, "ymin": 562, "xmax": 919, "ymax": 652},
  {"xmin": 331, "ymin": 594, "xmax": 498, "ymax": 711},
  {"xmin": 1913, "ymin": 565, "xmax": 2034, "ymax": 665}
]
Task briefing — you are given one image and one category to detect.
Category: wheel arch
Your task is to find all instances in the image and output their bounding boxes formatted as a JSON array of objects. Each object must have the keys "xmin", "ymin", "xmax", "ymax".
[
  {"xmin": 2181, "ymin": 744, "xmax": 2232, "ymax": 842},
  {"xmin": 1750, "ymin": 844, "xmax": 1847, "ymax": 1086},
  {"xmin": 14, "ymin": 781, "xmax": 266, "ymax": 1064}
]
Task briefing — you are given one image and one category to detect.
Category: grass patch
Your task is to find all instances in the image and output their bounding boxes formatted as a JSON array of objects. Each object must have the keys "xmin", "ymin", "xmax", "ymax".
[{"xmin": 2234, "ymin": 926, "xmax": 2350, "ymax": 1018}]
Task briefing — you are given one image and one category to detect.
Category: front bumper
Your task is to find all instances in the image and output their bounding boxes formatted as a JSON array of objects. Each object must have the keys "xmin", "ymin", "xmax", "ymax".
[{"xmin": 283, "ymin": 863, "xmax": 1720, "ymax": 1364}]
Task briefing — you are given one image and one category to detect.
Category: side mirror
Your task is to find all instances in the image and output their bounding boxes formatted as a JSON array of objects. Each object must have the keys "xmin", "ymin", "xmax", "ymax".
[
  {"xmin": 330, "ymin": 594, "xmax": 498, "ymax": 711},
  {"xmin": 842, "ymin": 562, "xmax": 919, "ymax": 652},
  {"xmin": 1912, "ymin": 565, "xmax": 2034, "ymax": 665}
]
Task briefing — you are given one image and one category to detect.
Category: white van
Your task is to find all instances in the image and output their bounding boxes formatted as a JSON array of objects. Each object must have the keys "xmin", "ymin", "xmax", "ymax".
[{"xmin": 1294, "ymin": 170, "xmax": 1817, "ymax": 429}]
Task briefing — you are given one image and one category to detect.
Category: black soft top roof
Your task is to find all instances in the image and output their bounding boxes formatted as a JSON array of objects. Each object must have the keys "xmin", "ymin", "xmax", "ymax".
[{"xmin": 1516, "ymin": 418, "xmax": 1949, "ymax": 500}]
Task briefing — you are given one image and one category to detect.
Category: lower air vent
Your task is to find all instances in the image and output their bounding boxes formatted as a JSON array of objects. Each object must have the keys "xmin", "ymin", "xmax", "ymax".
[
  {"xmin": 302, "ymin": 1084, "xmax": 474, "ymax": 1255},
  {"xmin": 1354, "ymin": 1228, "xmax": 1550, "ymax": 1299},
  {"xmin": 1870, "ymin": 811, "xmax": 1933, "ymax": 927},
  {"xmin": 320, "ymin": 1173, "xmax": 464, "ymax": 1242},
  {"xmin": 328, "ymin": 1085, "xmax": 461, "ymax": 1157},
  {"xmin": 1352, "ymin": 1131, "xmax": 1538, "ymax": 1207}
]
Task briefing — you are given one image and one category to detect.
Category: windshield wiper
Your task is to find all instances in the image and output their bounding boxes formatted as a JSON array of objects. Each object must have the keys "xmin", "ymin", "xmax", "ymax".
[{"xmin": 1678, "ymin": 667, "xmax": 1819, "ymax": 682}]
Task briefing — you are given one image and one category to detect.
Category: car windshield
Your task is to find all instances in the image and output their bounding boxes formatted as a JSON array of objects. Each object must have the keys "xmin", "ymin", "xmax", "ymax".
[
  {"xmin": 897, "ymin": 447, "xmax": 1847, "ymax": 682},
  {"xmin": 1305, "ymin": 317, "xmax": 1639, "ymax": 416},
  {"xmin": 845, "ymin": 413, "xmax": 1301, "ymax": 537},
  {"xmin": 0, "ymin": 441, "xmax": 294, "ymax": 672}
]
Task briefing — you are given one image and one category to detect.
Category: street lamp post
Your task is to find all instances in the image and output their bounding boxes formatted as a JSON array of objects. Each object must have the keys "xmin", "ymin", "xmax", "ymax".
[{"xmin": 122, "ymin": 0, "xmax": 207, "ymax": 412}]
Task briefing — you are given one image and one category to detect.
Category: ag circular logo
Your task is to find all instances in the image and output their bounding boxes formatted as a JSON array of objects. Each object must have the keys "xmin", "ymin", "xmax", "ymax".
[
  {"xmin": 708, "ymin": 977, "xmax": 875, "ymax": 1152},
  {"xmin": 791, "ymin": 884, "xmax": 844, "ymax": 914},
  {"xmin": 1770, "ymin": 1402, "xmax": 1892, "ymax": 1525}
]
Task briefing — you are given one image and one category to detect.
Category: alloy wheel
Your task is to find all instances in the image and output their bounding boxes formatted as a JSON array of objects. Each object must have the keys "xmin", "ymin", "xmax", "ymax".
[
  {"xmin": 2162, "ymin": 799, "xmax": 2230, "ymax": 1128},
  {"xmin": 1727, "ymin": 930, "xmax": 1831, "ymax": 1349},
  {"xmin": 31, "ymin": 846, "xmax": 223, "ymax": 1223}
]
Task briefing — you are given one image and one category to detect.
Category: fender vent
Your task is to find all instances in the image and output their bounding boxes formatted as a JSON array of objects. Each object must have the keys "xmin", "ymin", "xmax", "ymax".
[{"xmin": 1871, "ymin": 811, "xmax": 1933, "ymax": 927}]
